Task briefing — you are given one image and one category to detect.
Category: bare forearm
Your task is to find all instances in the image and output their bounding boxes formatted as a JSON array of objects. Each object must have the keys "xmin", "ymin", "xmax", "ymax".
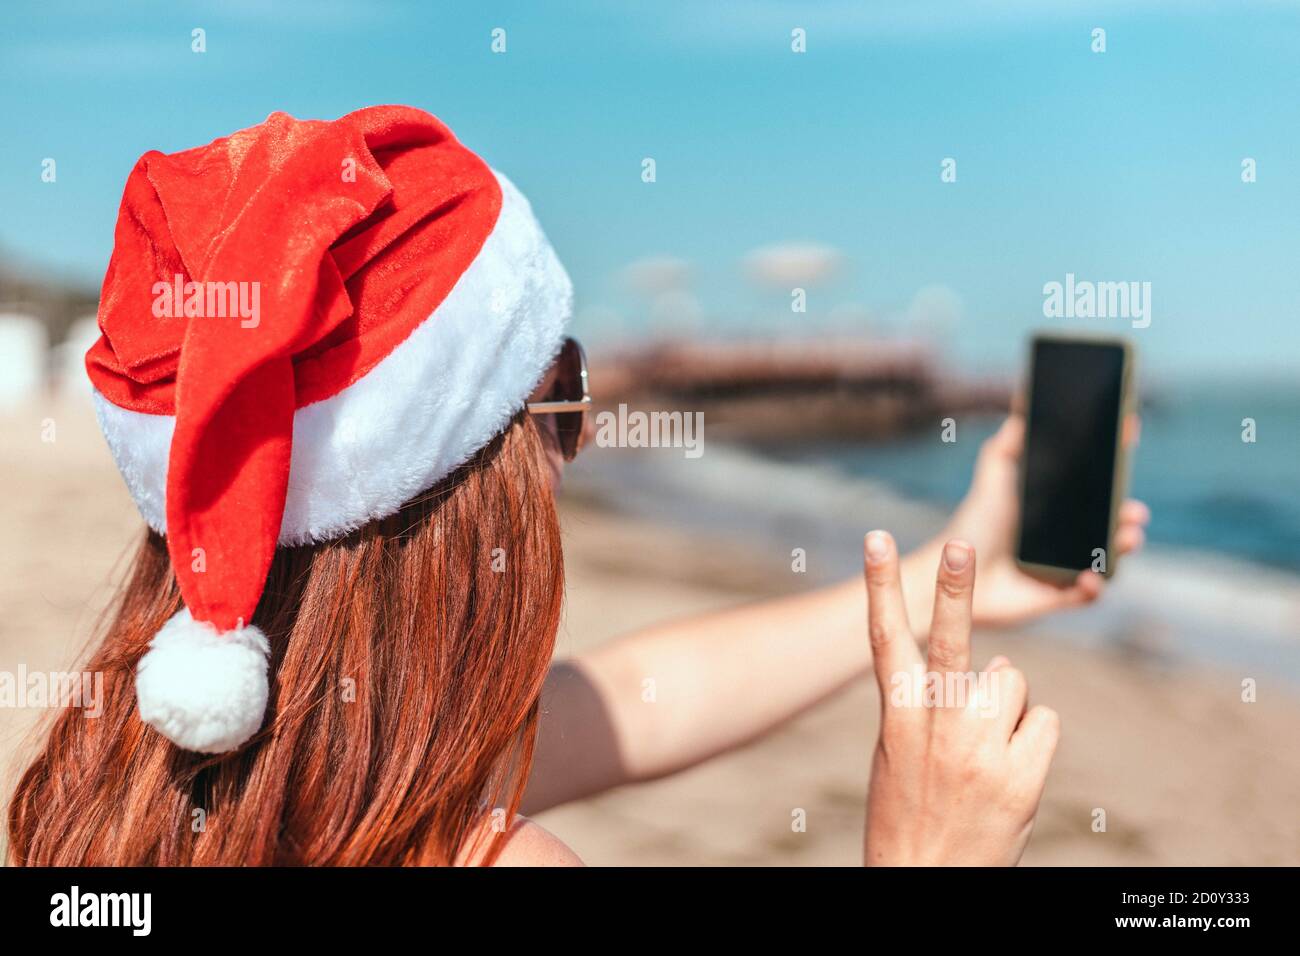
[
  {"xmin": 576, "ymin": 577, "xmax": 873, "ymax": 780},
  {"xmin": 525, "ymin": 543, "xmax": 942, "ymax": 812},
  {"xmin": 600, "ymin": 543, "xmax": 945, "ymax": 773}
]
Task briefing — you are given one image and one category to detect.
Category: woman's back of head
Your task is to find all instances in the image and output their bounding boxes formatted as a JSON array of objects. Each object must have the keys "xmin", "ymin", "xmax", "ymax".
[{"xmin": 9, "ymin": 413, "xmax": 563, "ymax": 865}]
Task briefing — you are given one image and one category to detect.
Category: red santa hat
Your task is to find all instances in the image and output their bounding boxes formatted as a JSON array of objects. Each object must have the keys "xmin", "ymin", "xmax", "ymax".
[{"xmin": 86, "ymin": 106, "xmax": 571, "ymax": 753}]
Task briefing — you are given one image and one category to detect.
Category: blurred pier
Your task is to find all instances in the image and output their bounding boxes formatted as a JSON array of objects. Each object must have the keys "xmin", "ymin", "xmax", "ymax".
[{"xmin": 590, "ymin": 338, "xmax": 1011, "ymax": 445}]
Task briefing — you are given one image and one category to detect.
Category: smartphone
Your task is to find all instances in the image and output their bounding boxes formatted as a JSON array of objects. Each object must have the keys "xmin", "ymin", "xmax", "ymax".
[{"xmin": 1016, "ymin": 333, "xmax": 1135, "ymax": 582}]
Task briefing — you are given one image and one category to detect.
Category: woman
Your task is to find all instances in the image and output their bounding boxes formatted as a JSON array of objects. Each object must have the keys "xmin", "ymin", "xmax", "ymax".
[{"xmin": 8, "ymin": 107, "xmax": 1148, "ymax": 866}]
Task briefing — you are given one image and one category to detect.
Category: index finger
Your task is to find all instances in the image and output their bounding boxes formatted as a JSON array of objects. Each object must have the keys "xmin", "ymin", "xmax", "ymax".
[{"xmin": 864, "ymin": 530, "xmax": 923, "ymax": 700}]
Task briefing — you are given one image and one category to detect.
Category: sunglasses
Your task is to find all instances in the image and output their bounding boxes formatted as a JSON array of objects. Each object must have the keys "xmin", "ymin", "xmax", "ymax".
[{"xmin": 526, "ymin": 337, "xmax": 591, "ymax": 461}]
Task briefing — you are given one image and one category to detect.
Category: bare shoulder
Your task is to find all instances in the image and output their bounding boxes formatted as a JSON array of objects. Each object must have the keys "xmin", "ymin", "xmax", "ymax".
[
  {"xmin": 458, "ymin": 816, "xmax": 584, "ymax": 867},
  {"xmin": 493, "ymin": 817, "xmax": 584, "ymax": 867}
]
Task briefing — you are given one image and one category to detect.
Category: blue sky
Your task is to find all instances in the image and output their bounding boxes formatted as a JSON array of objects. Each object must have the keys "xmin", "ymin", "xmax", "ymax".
[{"xmin": 2, "ymin": 0, "xmax": 1298, "ymax": 380}]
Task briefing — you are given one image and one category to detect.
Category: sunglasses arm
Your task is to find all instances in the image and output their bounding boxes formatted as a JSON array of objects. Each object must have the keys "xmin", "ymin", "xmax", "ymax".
[{"xmin": 526, "ymin": 396, "xmax": 593, "ymax": 414}]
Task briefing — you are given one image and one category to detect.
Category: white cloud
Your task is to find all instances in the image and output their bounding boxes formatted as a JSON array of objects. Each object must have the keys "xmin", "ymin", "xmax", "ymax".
[
  {"xmin": 621, "ymin": 255, "xmax": 693, "ymax": 295},
  {"xmin": 743, "ymin": 242, "xmax": 845, "ymax": 287},
  {"xmin": 905, "ymin": 284, "xmax": 963, "ymax": 331}
]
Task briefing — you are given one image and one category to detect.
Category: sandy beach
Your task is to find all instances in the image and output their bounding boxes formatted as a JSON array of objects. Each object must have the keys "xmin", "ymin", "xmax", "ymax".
[{"xmin": 2, "ymin": 396, "xmax": 1298, "ymax": 865}]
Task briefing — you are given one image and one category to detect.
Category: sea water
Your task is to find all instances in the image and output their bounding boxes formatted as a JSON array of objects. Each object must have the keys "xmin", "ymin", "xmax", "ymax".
[{"xmin": 798, "ymin": 383, "xmax": 1300, "ymax": 574}]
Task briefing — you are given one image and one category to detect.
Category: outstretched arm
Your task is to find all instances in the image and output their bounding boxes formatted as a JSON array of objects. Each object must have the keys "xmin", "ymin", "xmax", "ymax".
[
  {"xmin": 522, "ymin": 416, "xmax": 1147, "ymax": 815},
  {"xmin": 521, "ymin": 548, "xmax": 934, "ymax": 814}
]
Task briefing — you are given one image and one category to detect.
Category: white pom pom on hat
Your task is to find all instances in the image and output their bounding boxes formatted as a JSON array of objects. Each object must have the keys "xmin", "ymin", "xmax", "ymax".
[
  {"xmin": 86, "ymin": 107, "xmax": 571, "ymax": 753},
  {"xmin": 136, "ymin": 609, "xmax": 270, "ymax": 754}
]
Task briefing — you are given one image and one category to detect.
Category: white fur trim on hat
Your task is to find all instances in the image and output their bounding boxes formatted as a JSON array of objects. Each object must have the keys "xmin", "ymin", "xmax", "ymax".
[
  {"xmin": 92, "ymin": 170, "xmax": 572, "ymax": 546},
  {"xmin": 136, "ymin": 608, "xmax": 271, "ymax": 753}
]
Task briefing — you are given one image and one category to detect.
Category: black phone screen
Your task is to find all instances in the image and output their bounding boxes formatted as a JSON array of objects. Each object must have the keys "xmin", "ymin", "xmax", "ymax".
[{"xmin": 1017, "ymin": 338, "xmax": 1126, "ymax": 573}]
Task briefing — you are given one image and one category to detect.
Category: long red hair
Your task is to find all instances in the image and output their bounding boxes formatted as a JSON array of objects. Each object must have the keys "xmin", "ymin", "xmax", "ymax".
[{"xmin": 8, "ymin": 413, "xmax": 562, "ymax": 865}]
